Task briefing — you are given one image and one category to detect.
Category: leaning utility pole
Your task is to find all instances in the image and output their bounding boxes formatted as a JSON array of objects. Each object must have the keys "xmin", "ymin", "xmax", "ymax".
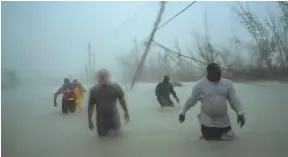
[
  {"xmin": 92, "ymin": 50, "xmax": 96, "ymax": 76},
  {"xmin": 88, "ymin": 42, "xmax": 92, "ymax": 78},
  {"xmin": 85, "ymin": 65, "xmax": 89, "ymax": 79},
  {"xmin": 130, "ymin": 1, "xmax": 166, "ymax": 89}
]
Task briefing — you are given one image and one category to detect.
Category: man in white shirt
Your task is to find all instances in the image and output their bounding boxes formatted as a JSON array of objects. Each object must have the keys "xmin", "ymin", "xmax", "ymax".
[{"xmin": 179, "ymin": 63, "xmax": 245, "ymax": 140}]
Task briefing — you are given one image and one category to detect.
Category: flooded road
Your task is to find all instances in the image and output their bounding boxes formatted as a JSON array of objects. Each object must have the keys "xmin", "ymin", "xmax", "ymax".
[{"xmin": 2, "ymin": 82, "xmax": 288, "ymax": 157}]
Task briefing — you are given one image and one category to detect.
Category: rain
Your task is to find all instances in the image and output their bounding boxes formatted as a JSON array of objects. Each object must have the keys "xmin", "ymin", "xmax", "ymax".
[{"xmin": 2, "ymin": 1, "xmax": 288, "ymax": 157}]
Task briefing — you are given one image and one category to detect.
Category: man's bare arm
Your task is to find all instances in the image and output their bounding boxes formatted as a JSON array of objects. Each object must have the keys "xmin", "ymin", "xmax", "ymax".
[
  {"xmin": 117, "ymin": 84, "xmax": 128, "ymax": 111},
  {"xmin": 119, "ymin": 97, "xmax": 128, "ymax": 113},
  {"xmin": 54, "ymin": 90, "xmax": 62, "ymax": 106},
  {"xmin": 54, "ymin": 93, "xmax": 58, "ymax": 104},
  {"xmin": 170, "ymin": 84, "xmax": 179, "ymax": 100},
  {"xmin": 88, "ymin": 90, "xmax": 95, "ymax": 121}
]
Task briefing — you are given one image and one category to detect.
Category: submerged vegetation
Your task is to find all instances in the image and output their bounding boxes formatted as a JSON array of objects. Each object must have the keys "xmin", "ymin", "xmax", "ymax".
[{"xmin": 117, "ymin": 2, "xmax": 288, "ymax": 83}]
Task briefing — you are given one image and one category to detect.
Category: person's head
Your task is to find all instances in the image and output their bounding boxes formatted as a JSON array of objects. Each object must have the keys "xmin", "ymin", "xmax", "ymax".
[
  {"xmin": 163, "ymin": 75, "xmax": 170, "ymax": 83},
  {"xmin": 64, "ymin": 78, "xmax": 70, "ymax": 85},
  {"xmin": 97, "ymin": 69, "xmax": 110, "ymax": 85},
  {"xmin": 206, "ymin": 63, "xmax": 221, "ymax": 82},
  {"xmin": 72, "ymin": 79, "xmax": 78, "ymax": 84}
]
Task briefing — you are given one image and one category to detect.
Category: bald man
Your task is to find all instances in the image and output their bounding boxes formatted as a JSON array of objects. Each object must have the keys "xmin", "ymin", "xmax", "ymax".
[{"xmin": 88, "ymin": 69, "xmax": 130, "ymax": 137}]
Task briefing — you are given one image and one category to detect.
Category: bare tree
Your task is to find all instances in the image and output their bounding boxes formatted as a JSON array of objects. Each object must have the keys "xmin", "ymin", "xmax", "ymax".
[{"xmin": 233, "ymin": 3, "xmax": 276, "ymax": 69}]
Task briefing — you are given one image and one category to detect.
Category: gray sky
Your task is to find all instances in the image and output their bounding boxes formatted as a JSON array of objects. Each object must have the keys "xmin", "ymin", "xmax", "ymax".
[{"xmin": 1, "ymin": 1, "xmax": 281, "ymax": 80}]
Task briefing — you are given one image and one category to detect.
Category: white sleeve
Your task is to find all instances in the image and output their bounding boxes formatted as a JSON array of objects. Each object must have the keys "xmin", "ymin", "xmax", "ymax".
[
  {"xmin": 227, "ymin": 81, "xmax": 245, "ymax": 115},
  {"xmin": 180, "ymin": 85, "xmax": 201, "ymax": 115}
]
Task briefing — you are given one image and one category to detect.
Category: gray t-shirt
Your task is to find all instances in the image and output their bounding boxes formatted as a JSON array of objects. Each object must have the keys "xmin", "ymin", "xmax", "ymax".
[{"xmin": 89, "ymin": 83, "xmax": 124, "ymax": 128}]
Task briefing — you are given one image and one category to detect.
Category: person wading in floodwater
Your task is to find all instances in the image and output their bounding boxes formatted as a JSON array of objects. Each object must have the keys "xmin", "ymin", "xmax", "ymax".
[
  {"xmin": 179, "ymin": 63, "xmax": 246, "ymax": 140},
  {"xmin": 88, "ymin": 69, "xmax": 130, "ymax": 137},
  {"xmin": 155, "ymin": 75, "xmax": 180, "ymax": 107},
  {"xmin": 54, "ymin": 78, "xmax": 77, "ymax": 114},
  {"xmin": 72, "ymin": 79, "xmax": 87, "ymax": 111}
]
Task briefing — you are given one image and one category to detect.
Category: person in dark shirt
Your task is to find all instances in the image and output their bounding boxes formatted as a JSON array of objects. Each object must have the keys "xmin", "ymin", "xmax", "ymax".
[
  {"xmin": 155, "ymin": 75, "xmax": 180, "ymax": 107},
  {"xmin": 54, "ymin": 78, "xmax": 77, "ymax": 114},
  {"xmin": 88, "ymin": 69, "xmax": 130, "ymax": 137}
]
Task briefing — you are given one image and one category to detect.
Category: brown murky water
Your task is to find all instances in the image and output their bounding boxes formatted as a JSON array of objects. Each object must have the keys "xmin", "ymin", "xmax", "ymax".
[{"xmin": 2, "ymin": 82, "xmax": 288, "ymax": 157}]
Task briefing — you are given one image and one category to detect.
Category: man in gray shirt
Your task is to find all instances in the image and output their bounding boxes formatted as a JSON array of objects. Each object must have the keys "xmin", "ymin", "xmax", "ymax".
[{"xmin": 88, "ymin": 69, "xmax": 130, "ymax": 137}]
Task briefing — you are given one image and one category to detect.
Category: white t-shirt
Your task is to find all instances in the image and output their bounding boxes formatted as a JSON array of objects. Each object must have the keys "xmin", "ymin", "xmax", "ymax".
[{"xmin": 180, "ymin": 78, "xmax": 245, "ymax": 128}]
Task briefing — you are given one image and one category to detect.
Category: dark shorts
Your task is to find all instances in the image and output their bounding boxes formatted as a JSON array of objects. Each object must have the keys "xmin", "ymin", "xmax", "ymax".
[
  {"xmin": 62, "ymin": 99, "xmax": 76, "ymax": 114},
  {"xmin": 157, "ymin": 97, "xmax": 174, "ymax": 107},
  {"xmin": 97, "ymin": 124, "xmax": 120, "ymax": 137},
  {"xmin": 201, "ymin": 125, "xmax": 231, "ymax": 140},
  {"xmin": 96, "ymin": 112, "xmax": 120, "ymax": 137}
]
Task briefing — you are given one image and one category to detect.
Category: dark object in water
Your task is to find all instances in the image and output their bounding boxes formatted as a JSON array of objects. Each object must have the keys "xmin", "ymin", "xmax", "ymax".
[{"xmin": 171, "ymin": 81, "xmax": 183, "ymax": 87}]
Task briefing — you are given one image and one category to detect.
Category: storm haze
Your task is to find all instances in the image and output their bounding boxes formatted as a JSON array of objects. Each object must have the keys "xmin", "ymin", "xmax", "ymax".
[
  {"xmin": 2, "ymin": 2, "xmax": 288, "ymax": 157},
  {"xmin": 1, "ymin": 1, "xmax": 281, "ymax": 83}
]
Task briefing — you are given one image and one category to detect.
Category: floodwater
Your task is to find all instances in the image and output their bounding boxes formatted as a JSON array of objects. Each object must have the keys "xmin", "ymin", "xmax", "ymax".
[{"xmin": 2, "ymin": 81, "xmax": 288, "ymax": 157}]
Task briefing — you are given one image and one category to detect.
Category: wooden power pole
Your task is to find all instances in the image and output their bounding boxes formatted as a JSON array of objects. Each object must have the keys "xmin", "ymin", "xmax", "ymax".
[
  {"xmin": 92, "ymin": 50, "xmax": 96, "ymax": 77},
  {"xmin": 130, "ymin": 1, "xmax": 166, "ymax": 89},
  {"xmin": 88, "ymin": 42, "xmax": 92, "ymax": 79}
]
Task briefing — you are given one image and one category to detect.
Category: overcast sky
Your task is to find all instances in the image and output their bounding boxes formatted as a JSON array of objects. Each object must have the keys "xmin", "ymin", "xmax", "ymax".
[{"xmin": 1, "ymin": 1, "xmax": 281, "ymax": 80}]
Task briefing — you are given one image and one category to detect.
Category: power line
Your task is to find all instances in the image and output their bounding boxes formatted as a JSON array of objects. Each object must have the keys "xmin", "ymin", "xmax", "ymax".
[
  {"xmin": 152, "ymin": 40, "xmax": 288, "ymax": 86},
  {"xmin": 109, "ymin": 3, "xmax": 150, "ymax": 35},
  {"xmin": 129, "ymin": 2, "xmax": 288, "ymax": 88},
  {"xmin": 98, "ymin": 2, "xmax": 197, "ymax": 45},
  {"xmin": 152, "ymin": 40, "xmax": 205, "ymax": 66},
  {"xmin": 157, "ymin": 1, "xmax": 197, "ymax": 30},
  {"xmin": 152, "ymin": 41, "xmax": 204, "ymax": 70},
  {"xmin": 138, "ymin": 1, "xmax": 198, "ymax": 49},
  {"xmin": 113, "ymin": 1, "xmax": 197, "ymax": 40},
  {"xmin": 97, "ymin": 2, "xmax": 150, "ymax": 43},
  {"xmin": 128, "ymin": 2, "xmax": 198, "ymax": 88},
  {"xmin": 163, "ymin": 49, "xmax": 203, "ymax": 70}
]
